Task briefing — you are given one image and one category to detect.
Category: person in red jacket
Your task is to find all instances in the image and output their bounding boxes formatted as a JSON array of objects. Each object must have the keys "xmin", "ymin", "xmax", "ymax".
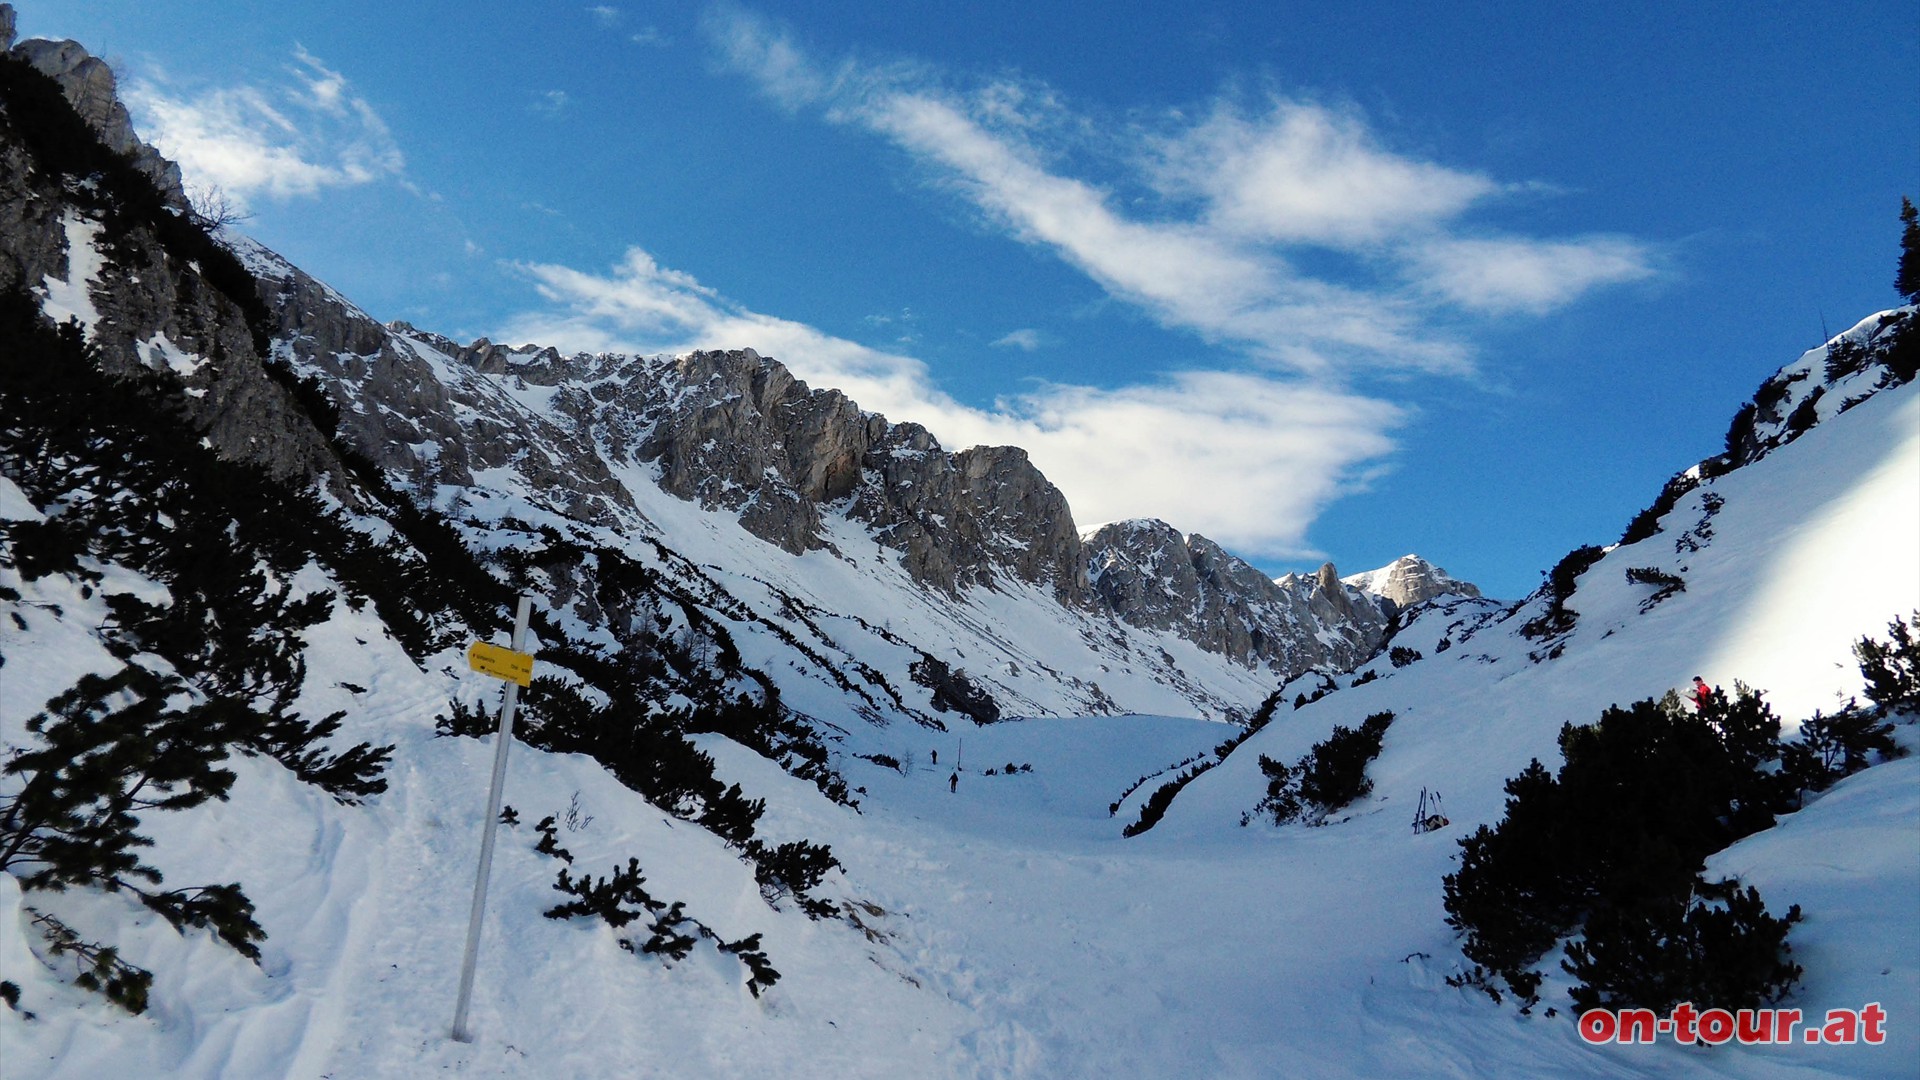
[{"xmin": 1689, "ymin": 675, "xmax": 1717, "ymax": 711}]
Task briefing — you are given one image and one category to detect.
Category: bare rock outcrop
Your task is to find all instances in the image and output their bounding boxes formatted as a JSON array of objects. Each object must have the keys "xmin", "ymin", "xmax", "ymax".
[
  {"xmin": 1343, "ymin": 554, "xmax": 1481, "ymax": 610},
  {"xmin": 1085, "ymin": 520, "xmax": 1393, "ymax": 679},
  {"xmin": 9, "ymin": 23, "xmax": 187, "ymax": 208},
  {"xmin": 0, "ymin": 42, "xmax": 338, "ymax": 490}
]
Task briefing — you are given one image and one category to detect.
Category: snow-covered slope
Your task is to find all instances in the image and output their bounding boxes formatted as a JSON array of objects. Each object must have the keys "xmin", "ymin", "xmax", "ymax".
[
  {"xmin": 1142, "ymin": 309, "xmax": 1920, "ymax": 1077},
  {"xmin": 3, "ymin": 18, "xmax": 1917, "ymax": 1079}
]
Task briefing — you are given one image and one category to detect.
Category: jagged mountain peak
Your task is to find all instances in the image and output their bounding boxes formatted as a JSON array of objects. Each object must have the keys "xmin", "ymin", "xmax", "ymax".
[
  {"xmin": 1343, "ymin": 553, "xmax": 1483, "ymax": 608},
  {"xmin": 1083, "ymin": 523, "xmax": 1393, "ymax": 677},
  {"xmin": 227, "ymin": 230, "xmax": 1406, "ymax": 691}
]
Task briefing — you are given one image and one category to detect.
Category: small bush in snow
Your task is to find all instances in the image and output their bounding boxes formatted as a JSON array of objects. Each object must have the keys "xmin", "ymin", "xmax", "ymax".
[
  {"xmin": 1252, "ymin": 711, "xmax": 1395, "ymax": 826},
  {"xmin": 27, "ymin": 910, "xmax": 154, "ymax": 1015},
  {"xmin": 1854, "ymin": 612, "xmax": 1920, "ymax": 716},
  {"xmin": 543, "ymin": 851, "xmax": 784, "ymax": 998},
  {"xmin": 1622, "ymin": 567, "xmax": 1685, "ymax": 612},
  {"xmin": 1520, "ymin": 545, "xmax": 1606, "ymax": 641},
  {"xmin": 1, "ymin": 668, "xmax": 267, "ymax": 965},
  {"xmin": 746, "ymin": 838, "xmax": 840, "ymax": 919}
]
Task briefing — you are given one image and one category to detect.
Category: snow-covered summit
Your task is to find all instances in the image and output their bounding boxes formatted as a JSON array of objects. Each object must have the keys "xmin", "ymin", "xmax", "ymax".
[{"xmin": 1342, "ymin": 553, "xmax": 1483, "ymax": 608}]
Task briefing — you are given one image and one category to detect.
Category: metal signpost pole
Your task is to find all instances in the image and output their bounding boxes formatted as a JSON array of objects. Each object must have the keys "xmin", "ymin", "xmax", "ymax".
[{"xmin": 451, "ymin": 594, "xmax": 534, "ymax": 1043}]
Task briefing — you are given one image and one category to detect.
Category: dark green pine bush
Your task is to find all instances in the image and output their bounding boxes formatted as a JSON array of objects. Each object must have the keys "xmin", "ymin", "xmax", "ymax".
[
  {"xmin": 1855, "ymin": 613, "xmax": 1919, "ymax": 715},
  {"xmin": 1253, "ymin": 711, "xmax": 1395, "ymax": 826},
  {"xmin": 1444, "ymin": 689, "xmax": 1799, "ymax": 1011},
  {"xmin": 1563, "ymin": 879, "xmax": 1801, "ymax": 1016}
]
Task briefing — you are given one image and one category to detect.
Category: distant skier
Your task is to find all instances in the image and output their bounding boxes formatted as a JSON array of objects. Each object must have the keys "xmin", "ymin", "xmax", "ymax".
[
  {"xmin": 930, "ymin": 749, "xmax": 938, "ymax": 766},
  {"xmin": 1688, "ymin": 675, "xmax": 1717, "ymax": 711},
  {"xmin": 949, "ymin": 771, "xmax": 959, "ymax": 794}
]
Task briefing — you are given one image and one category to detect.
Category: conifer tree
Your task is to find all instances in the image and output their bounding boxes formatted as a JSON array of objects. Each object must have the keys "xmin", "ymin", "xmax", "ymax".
[
  {"xmin": 0, "ymin": 667, "xmax": 267, "ymax": 960},
  {"xmin": 1899, "ymin": 197, "xmax": 1920, "ymax": 303}
]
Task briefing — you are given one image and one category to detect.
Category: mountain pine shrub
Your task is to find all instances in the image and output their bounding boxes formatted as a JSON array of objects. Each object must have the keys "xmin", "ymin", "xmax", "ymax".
[
  {"xmin": 1520, "ymin": 545, "xmax": 1606, "ymax": 640},
  {"xmin": 1898, "ymin": 196, "xmax": 1920, "ymax": 303},
  {"xmin": 1623, "ymin": 567, "xmax": 1685, "ymax": 611},
  {"xmin": 1444, "ymin": 689, "xmax": 1800, "ymax": 1011},
  {"xmin": 1252, "ymin": 711, "xmax": 1395, "ymax": 825},
  {"xmin": 0, "ymin": 667, "xmax": 268, "ymax": 966},
  {"xmin": 1562, "ymin": 878, "xmax": 1801, "ymax": 1016},
  {"xmin": 1778, "ymin": 707, "xmax": 1902, "ymax": 808},
  {"xmin": 542, "ymin": 846, "xmax": 784, "ymax": 998},
  {"xmin": 546, "ymin": 858, "xmax": 663, "ymax": 929},
  {"xmin": 745, "ymin": 839, "xmax": 840, "ymax": 919},
  {"xmin": 1854, "ymin": 612, "xmax": 1919, "ymax": 715},
  {"xmin": 27, "ymin": 910, "xmax": 154, "ymax": 1014}
]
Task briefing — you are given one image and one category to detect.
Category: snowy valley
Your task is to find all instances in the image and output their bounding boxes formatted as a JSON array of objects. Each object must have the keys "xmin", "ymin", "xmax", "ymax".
[{"xmin": 2, "ymin": 12, "xmax": 1918, "ymax": 1079}]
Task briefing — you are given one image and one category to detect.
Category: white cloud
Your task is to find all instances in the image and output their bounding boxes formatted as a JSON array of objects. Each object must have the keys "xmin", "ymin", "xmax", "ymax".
[
  {"xmin": 1150, "ymin": 100, "xmax": 1498, "ymax": 247},
  {"xmin": 992, "ymin": 328, "xmax": 1043, "ymax": 351},
  {"xmin": 859, "ymin": 90, "xmax": 1465, "ymax": 375},
  {"xmin": 707, "ymin": 9, "xmax": 1658, "ymax": 373},
  {"xmin": 587, "ymin": 5, "xmax": 621, "ymax": 27},
  {"xmin": 124, "ymin": 49, "xmax": 403, "ymax": 208},
  {"xmin": 1405, "ymin": 235, "xmax": 1657, "ymax": 314},
  {"xmin": 498, "ymin": 247, "xmax": 1401, "ymax": 558},
  {"xmin": 533, "ymin": 89, "xmax": 571, "ymax": 116}
]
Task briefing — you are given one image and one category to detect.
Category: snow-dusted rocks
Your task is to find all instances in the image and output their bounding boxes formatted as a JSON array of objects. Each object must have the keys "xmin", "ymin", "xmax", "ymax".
[
  {"xmin": 1085, "ymin": 520, "xmax": 1397, "ymax": 676},
  {"xmin": 1343, "ymin": 553, "xmax": 1482, "ymax": 610},
  {"xmin": 233, "ymin": 234, "xmax": 1401, "ymax": 704}
]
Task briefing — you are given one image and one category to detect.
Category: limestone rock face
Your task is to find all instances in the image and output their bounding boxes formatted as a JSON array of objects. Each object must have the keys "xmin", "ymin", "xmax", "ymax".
[
  {"xmin": 245, "ymin": 255, "xmax": 1092, "ymax": 599},
  {"xmin": 222, "ymin": 237, "xmax": 636, "ymax": 524},
  {"xmin": 0, "ymin": 64, "xmax": 338, "ymax": 490},
  {"xmin": 248, "ymin": 248, "xmax": 1401, "ymax": 671},
  {"xmin": 9, "ymin": 31, "xmax": 188, "ymax": 208},
  {"xmin": 845, "ymin": 427, "xmax": 1088, "ymax": 599},
  {"xmin": 1085, "ymin": 521, "xmax": 1394, "ymax": 681},
  {"xmin": 1343, "ymin": 554, "xmax": 1482, "ymax": 610}
]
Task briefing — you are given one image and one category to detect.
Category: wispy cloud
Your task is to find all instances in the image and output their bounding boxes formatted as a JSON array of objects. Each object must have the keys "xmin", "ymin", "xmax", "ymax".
[
  {"xmin": 497, "ymin": 247, "xmax": 1401, "ymax": 558},
  {"xmin": 991, "ymin": 328, "xmax": 1044, "ymax": 351},
  {"xmin": 1405, "ymin": 235, "xmax": 1658, "ymax": 314},
  {"xmin": 124, "ymin": 48, "xmax": 404, "ymax": 209},
  {"xmin": 1147, "ymin": 100, "xmax": 1499, "ymax": 247},
  {"xmin": 532, "ymin": 89, "xmax": 571, "ymax": 116},
  {"xmin": 707, "ymin": 8, "xmax": 1658, "ymax": 375},
  {"xmin": 587, "ymin": 5, "xmax": 621, "ymax": 27}
]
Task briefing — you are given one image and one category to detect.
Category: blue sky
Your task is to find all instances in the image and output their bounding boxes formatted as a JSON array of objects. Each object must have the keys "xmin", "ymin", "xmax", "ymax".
[{"xmin": 23, "ymin": 1, "xmax": 1917, "ymax": 596}]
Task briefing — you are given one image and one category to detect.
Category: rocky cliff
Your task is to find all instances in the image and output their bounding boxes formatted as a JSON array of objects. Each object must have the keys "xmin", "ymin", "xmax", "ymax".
[
  {"xmin": 1083, "ymin": 520, "xmax": 1398, "ymax": 673},
  {"xmin": 1, "ymin": 32, "xmax": 341, "ymax": 492}
]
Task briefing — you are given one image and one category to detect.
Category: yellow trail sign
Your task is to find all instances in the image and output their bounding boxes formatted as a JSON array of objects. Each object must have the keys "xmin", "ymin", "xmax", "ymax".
[{"xmin": 467, "ymin": 641, "xmax": 535, "ymax": 687}]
